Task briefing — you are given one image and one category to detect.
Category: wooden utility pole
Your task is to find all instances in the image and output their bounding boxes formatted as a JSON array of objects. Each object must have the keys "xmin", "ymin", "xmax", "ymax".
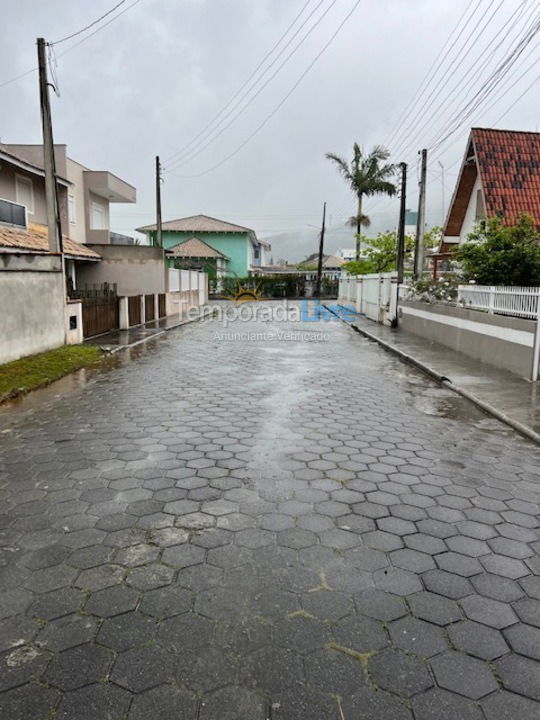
[
  {"xmin": 315, "ymin": 201, "xmax": 326, "ymax": 298},
  {"xmin": 396, "ymin": 162, "xmax": 407, "ymax": 284},
  {"xmin": 155, "ymin": 155, "xmax": 163, "ymax": 248},
  {"xmin": 413, "ymin": 148, "xmax": 427, "ymax": 279},
  {"xmin": 37, "ymin": 38, "xmax": 61, "ymax": 253}
]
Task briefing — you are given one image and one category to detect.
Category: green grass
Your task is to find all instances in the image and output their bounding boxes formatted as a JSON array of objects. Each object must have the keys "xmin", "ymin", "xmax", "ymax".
[{"xmin": 0, "ymin": 345, "xmax": 104, "ymax": 402}]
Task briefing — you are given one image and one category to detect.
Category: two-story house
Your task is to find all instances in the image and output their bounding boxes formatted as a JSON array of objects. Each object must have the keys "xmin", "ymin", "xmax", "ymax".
[
  {"xmin": 136, "ymin": 214, "xmax": 271, "ymax": 280},
  {"xmin": 0, "ymin": 143, "xmax": 165, "ymax": 296}
]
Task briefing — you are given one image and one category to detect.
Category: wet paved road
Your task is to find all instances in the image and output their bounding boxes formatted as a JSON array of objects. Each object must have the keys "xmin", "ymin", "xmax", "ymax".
[{"xmin": 1, "ymin": 301, "xmax": 540, "ymax": 719}]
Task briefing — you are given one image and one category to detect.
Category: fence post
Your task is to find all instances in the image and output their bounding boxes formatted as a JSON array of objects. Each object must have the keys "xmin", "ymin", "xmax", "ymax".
[
  {"xmin": 532, "ymin": 290, "xmax": 540, "ymax": 382},
  {"xmin": 119, "ymin": 297, "xmax": 129, "ymax": 330},
  {"xmin": 488, "ymin": 286, "xmax": 495, "ymax": 314}
]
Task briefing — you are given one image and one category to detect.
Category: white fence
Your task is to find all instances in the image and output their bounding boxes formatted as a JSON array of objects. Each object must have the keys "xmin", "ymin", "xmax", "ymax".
[
  {"xmin": 458, "ymin": 285, "xmax": 540, "ymax": 320},
  {"xmin": 168, "ymin": 268, "xmax": 207, "ymax": 300},
  {"xmin": 339, "ymin": 273, "xmax": 398, "ymax": 325}
]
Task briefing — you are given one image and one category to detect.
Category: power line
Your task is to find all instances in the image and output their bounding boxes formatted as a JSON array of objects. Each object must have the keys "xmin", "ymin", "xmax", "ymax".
[
  {"xmin": 165, "ymin": 0, "xmax": 363, "ymax": 179},
  {"xmin": 165, "ymin": 0, "xmax": 340, "ymax": 172},
  {"xmin": 384, "ymin": 0, "xmax": 480, "ymax": 149},
  {"xmin": 396, "ymin": 0, "xmax": 534, "ymax": 163},
  {"xmin": 0, "ymin": 0, "xmax": 143, "ymax": 89},
  {"xmin": 51, "ymin": 0, "xmax": 128, "ymax": 45},
  {"xmin": 430, "ymin": 12, "xmax": 540, "ymax": 151},
  {"xmin": 390, "ymin": 0, "xmax": 504, "ymax": 158},
  {"xmin": 162, "ymin": 0, "xmax": 314, "ymax": 164}
]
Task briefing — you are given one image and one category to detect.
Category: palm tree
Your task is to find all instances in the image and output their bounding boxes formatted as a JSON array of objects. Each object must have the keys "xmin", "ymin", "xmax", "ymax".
[{"xmin": 326, "ymin": 144, "xmax": 396, "ymax": 260}]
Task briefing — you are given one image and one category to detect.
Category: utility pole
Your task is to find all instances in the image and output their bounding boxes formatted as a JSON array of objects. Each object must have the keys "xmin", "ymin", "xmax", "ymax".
[
  {"xmin": 155, "ymin": 155, "xmax": 163, "ymax": 248},
  {"xmin": 413, "ymin": 148, "xmax": 427, "ymax": 279},
  {"xmin": 396, "ymin": 162, "xmax": 407, "ymax": 284},
  {"xmin": 315, "ymin": 201, "xmax": 326, "ymax": 298},
  {"xmin": 37, "ymin": 38, "xmax": 61, "ymax": 253},
  {"xmin": 438, "ymin": 160, "xmax": 445, "ymax": 224}
]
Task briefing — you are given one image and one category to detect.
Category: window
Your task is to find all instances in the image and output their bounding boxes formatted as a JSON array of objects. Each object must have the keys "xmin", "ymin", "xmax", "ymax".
[
  {"xmin": 91, "ymin": 201, "xmax": 105, "ymax": 229},
  {"xmin": 68, "ymin": 194, "xmax": 76, "ymax": 224},
  {"xmin": 15, "ymin": 175, "xmax": 34, "ymax": 214}
]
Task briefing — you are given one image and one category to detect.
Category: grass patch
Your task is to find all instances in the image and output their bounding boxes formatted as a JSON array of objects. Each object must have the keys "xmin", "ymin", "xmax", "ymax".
[{"xmin": 0, "ymin": 345, "xmax": 104, "ymax": 402}]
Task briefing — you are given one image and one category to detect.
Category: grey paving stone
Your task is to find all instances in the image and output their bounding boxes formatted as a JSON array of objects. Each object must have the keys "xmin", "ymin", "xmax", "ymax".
[
  {"xmin": 354, "ymin": 588, "xmax": 407, "ymax": 622},
  {"xmin": 448, "ymin": 619, "xmax": 509, "ymax": 660},
  {"xmin": 198, "ymin": 686, "xmax": 268, "ymax": 720},
  {"xmin": 504, "ymin": 623, "xmax": 540, "ymax": 661},
  {"xmin": 368, "ymin": 647, "xmax": 433, "ymax": 697},
  {"xmin": 513, "ymin": 598, "xmax": 540, "ymax": 628},
  {"xmin": 460, "ymin": 594, "xmax": 518, "ymax": 629},
  {"xmin": 97, "ymin": 611, "xmax": 157, "ymax": 652},
  {"xmin": 128, "ymin": 684, "xmax": 198, "ymax": 720},
  {"xmin": 0, "ymin": 684, "xmax": 60, "ymax": 720},
  {"xmin": 480, "ymin": 690, "xmax": 540, "ymax": 720},
  {"xmin": 56, "ymin": 683, "xmax": 131, "ymax": 720},
  {"xmin": 45, "ymin": 643, "xmax": 112, "ymax": 691},
  {"xmin": 495, "ymin": 653, "xmax": 540, "ymax": 700},
  {"xmin": 430, "ymin": 650, "xmax": 498, "ymax": 699},
  {"xmin": 412, "ymin": 687, "xmax": 484, "ymax": 720},
  {"xmin": 341, "ymin": 686, "xmax": 412, "ymax": 720},
  {"xmin": 389, "ymin": 615, "xmax": 448, "ymax": 657},
  {"xmin": 85, "ymin": 585, "xmax": 139, "ymax": 617},
  {"xmin": 421, "ymin": 569, "xmax": 473, "ymax": 599},
  {"xmin": 111, "ymin": 646, "xmax": 176, "ymax": 692},
  {"xmin": 35, "ymin": 614, "xmax": 99, "ymax": 653},
  {"xmin": 408, "ymin": 591, "xmax": 462, "ymax": 626},
  {"xmin": 303, "ymin": 646, "xmax": 365, "ymax": 696}
]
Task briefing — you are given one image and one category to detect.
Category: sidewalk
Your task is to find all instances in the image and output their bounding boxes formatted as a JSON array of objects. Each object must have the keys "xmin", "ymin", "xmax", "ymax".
[
  {"xmin": 84, "ymin": 307, "xmax": 215, "ymax": 352},
  {"xmin": 344, "ymin": 312, "xmax": 540, "ymax": 440}
]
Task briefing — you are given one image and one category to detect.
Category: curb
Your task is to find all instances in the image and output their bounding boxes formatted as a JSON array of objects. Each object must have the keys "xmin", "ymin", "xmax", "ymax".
[
  {"xmin": 325, "ymin": 304, "xmax": 540, "ymax": 446},
  {"xmin": 107, "ymin": 307, "xmax": 219, "ymax": 354}
]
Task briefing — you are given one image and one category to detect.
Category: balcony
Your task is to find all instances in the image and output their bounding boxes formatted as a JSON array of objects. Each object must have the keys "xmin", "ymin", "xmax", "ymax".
[{"xmin": 83, "ymin": 171, "xmax": 136, "ymax": 204}]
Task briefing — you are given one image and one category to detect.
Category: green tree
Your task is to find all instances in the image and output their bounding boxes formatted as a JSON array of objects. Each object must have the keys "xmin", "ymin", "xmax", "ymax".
[
  {"xmin": 325, "ymin": 144, "xmax": 396, "ymax": 261},
  {"xmin": 457, "ymin": 215, "xmax": 540, "ymax": 286},
  {"xmin": 342, "ymin": 231, "xmax": 415, "ymax": 275}
]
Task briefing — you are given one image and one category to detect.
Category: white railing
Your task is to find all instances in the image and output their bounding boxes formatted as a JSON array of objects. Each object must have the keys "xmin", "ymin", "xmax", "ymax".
[{"xmin": 458, "ymin": 285, "xmax": 540, "ymax": 319}]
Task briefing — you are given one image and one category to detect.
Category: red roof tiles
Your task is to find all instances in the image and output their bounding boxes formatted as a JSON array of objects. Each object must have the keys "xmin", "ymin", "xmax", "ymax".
[{"xmin": 472, "ymin": 128, "xmax": 540, "ymax": 228}]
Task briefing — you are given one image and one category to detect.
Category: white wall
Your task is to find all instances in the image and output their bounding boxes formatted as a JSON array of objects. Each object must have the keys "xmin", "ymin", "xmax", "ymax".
[
  {"xmin": 459, "ymin": 175, "xmax": 484, "ymax": 243},
  {"xmin": 66, "ymin": 158, "xmax": 87, "ymax": 245}
]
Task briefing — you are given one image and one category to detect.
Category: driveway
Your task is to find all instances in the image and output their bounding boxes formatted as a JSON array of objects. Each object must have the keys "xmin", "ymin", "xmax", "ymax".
[{"xmin": 1, "ymin": 301, "xmax": 540, "ymax": 719}]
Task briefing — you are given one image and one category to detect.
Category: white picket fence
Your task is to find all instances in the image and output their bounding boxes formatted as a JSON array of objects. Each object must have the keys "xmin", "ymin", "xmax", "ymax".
[
  {"xmin": 458, "ymin": 285, "xmax": 540, "ymax": 320},
  {"xmin": 339, "ymin": 273, "xmax": 398, "ymax": 325}
]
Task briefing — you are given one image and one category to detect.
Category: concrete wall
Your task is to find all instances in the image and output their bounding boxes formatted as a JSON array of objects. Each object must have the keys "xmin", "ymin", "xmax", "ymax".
[
  {"xmin": 0, "ymin": 252, "xmax": 66, "ymax": 364},
  {"xmin": 76, "ymin": 244, "xmax": 166, "ymax": 295},
  {"xmin": 400, "ymin": 299, "xmax": 536, "ymax": 378}
]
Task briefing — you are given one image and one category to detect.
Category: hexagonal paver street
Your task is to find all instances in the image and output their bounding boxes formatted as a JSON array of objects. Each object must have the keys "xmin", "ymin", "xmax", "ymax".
[{"xmin": 1, "ymin": 301, "xmax": 540, "ymax": 718}]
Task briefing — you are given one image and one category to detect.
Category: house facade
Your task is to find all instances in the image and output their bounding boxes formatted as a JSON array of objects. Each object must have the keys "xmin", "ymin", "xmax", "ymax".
[
  {"xmin": 434, "ymin": 128, "xmax": 540, "ymax": 275},
  {"xmin": 137, "ymin": 214, "xmax": 271, "ymax": 278}
]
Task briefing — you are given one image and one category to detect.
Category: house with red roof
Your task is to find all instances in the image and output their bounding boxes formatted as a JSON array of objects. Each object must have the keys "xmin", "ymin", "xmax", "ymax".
[{"xmin": 433, "ymin": 128, "xmax": 540, "ymax": 275}]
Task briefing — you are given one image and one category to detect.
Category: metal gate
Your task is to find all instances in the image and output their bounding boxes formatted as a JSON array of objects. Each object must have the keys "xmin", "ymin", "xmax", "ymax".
[
  {"xmin": 128, "ymin": 295, "xmax": 142, "ymax": 326},
  {"xmin": 81, "ymin": 296, "xmax": 119, "ymax": 337},
  {"xmin": 145, "ymin": 294, "xmax": 155, "ymax": 322}
]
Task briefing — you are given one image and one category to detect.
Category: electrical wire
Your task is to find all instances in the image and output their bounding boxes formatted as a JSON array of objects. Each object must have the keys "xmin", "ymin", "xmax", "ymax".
[
  {"xmin": 165, "ymin": 0, "xmax": 341, "ymax": 171},
  {"xmin": 163, "ymin": 0, "xmax": 314, "ymax": 164},
  {"xmin": 384, "ymin": 0, "xmax": 481, "ymax": 149},
  {"xmin": 51, "ymin": 0, "xmax": 128, "ymax": 45},
  {"xmin": 0, "ymin": 0, "xmax": 142, "ymax": 89},
  {"xmin": 165, "ymin": 0, "xmax": 363, "ymax": 179}
]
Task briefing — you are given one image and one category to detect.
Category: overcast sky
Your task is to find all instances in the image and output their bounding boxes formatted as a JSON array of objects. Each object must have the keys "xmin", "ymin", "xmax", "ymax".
[{"xmin": 1, "ymin": 0, "xmax": 538, "ymax": 260}]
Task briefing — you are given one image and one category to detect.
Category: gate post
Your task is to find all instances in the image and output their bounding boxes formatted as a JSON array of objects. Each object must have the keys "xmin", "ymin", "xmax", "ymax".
[{"xmin": 119, "ymin": 297, "xmax": 129, "ymax": 330}]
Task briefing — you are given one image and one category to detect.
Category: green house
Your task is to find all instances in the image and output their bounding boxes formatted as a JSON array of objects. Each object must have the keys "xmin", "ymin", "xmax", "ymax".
[{"xmin": 136, "ymin": 214, "xmax": 270, "ymax": 280}]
